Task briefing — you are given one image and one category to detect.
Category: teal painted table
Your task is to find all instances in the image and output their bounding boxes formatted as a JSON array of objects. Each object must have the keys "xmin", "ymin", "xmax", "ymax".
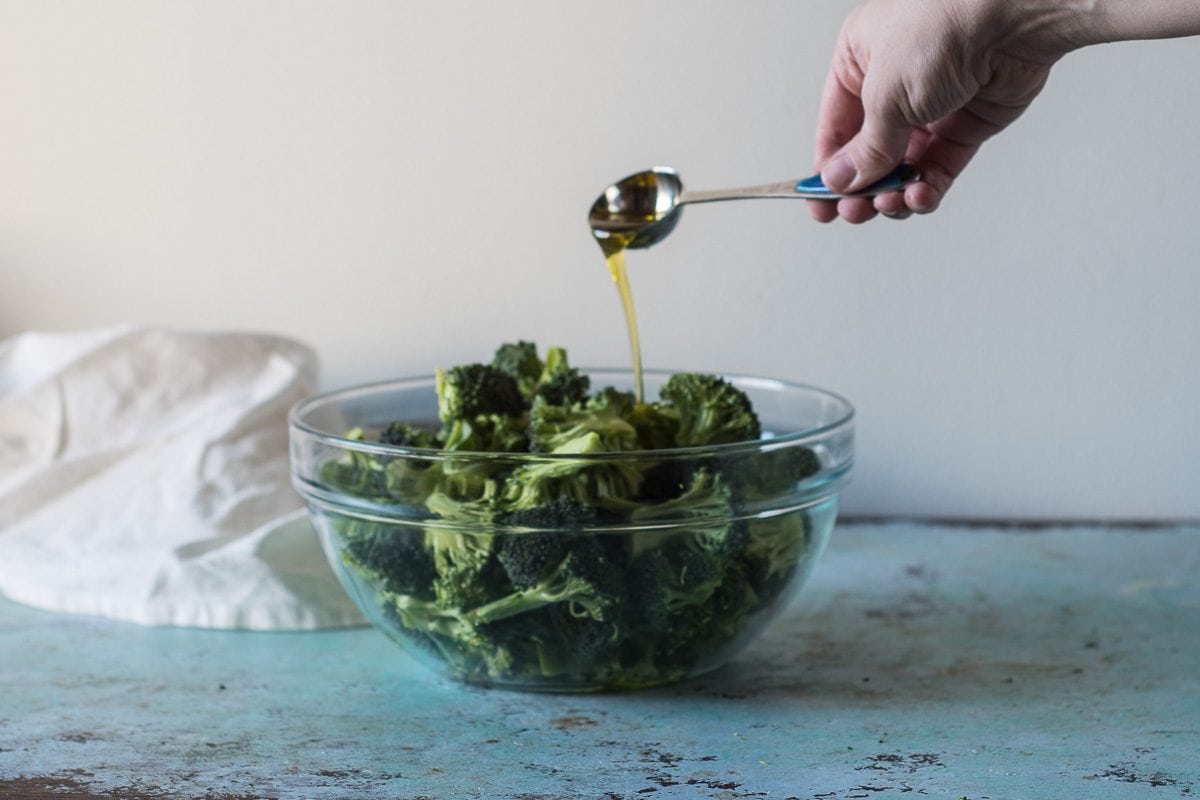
[{"xmin": 2, "ymin": 523, "xmax": 1197, "ymax": 800}]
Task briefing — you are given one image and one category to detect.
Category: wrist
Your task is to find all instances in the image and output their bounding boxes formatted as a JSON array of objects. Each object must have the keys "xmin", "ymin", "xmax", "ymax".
[
  {"xmin": 1064, "ymin": 0, "xmax": 1200, "ymax": 46},
  {"xmin": 947, "ymin": 0, "xmax": 1098, "ymax": 61}
]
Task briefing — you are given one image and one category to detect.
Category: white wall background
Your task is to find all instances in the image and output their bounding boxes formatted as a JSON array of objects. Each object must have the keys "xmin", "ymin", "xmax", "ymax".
[{"xmin": 2, "ymin": 1, "xmax": 1197, "ymax": 520}]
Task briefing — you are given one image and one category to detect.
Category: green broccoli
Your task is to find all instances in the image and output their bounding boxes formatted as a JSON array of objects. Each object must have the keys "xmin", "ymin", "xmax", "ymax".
[
  {"xmin": 379, "ymin": 422, "xmax": 441, "ymax": 449},
  {"xmin": 494, "ymin": 496, "xmax": 596, "ymax": 588},
  {"xmin": 466, "ymin": 550, "xmax": 614, "ymax": 626},
  {"xmin": 436, "ymin": 363, "xmax": 527, "ymax": 423},
  {"xmin": 498, "ymin": 440, "xmax": 644, "ymax": 514},
  {"xmin": 423, "ymin": 526, "xmax": 510, "ymax": 613},
  {"xmin": 338, "ymin": 519, "xmax": 438, "ymax": 600},
  {"xmin": 629, "ymin": 468, "xmax": 738, "ymax": 556},
  {"xmin": 660, "ymin": 373, "xmax": 761, "ymax": 446},
  {"xmin": 440, "ymin": 412, "xmax": 530, "ymax": 453},
  {"xmin": 496, "ymin": 532, "xmax": 567, "ymax": 589},
  {"xmin": 322, "ymin": 343, "xmax": 816, "ymax": 690},
  {"xmin": 726, "ymin": 445, "xmax": 821, "ymax": 507},
  {"xmin": 528, "ymin": 395, "xmax": 639, "ymax": 454},
  {"xmin": 626, "ymin": 546, "xmax": 724, "ymax": 629},
  {"xmin": 491, "ymin": 341, "xmax": 544, "ymax": 399},
  {"xmin": 587, "ymin": 386, "xmax": 637, "ymax": 417},
  {"xmin": 625, "ymin": 401, "xmax": 681, "ymax": 451},
  {"xmin": 534, "ymin": 346, "xmax": 590, "ymax": 406}
]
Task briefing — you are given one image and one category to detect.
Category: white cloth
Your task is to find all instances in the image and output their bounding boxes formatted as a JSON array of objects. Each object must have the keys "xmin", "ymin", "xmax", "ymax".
[{"xmin": 0, "ymin": 325, "xmax": 363, "ymax": 630}]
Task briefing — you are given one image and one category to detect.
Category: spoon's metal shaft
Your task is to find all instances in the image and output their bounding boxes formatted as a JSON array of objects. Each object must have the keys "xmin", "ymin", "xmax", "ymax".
[{"xmin": 679, "ymin": 164, "xmax": 918, "ymax": 204}]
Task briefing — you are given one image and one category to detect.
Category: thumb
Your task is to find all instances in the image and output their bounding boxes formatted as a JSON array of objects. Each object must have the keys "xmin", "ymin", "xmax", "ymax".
[{"xmin": 821, "ymin": 107, "xmax": 913, "ymax": 194}]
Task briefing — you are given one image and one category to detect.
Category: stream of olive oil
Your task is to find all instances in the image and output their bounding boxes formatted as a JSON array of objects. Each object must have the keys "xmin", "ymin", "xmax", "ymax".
[{"xmin": 604, "ymin": 248, "xmax": 644, "ymax": 403}]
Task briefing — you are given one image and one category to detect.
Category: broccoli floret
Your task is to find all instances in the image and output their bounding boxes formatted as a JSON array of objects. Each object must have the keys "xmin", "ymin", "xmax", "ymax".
[
  {"xmin": 497, "ymin": 495, "xmax": 597, "ymax": 530},
  {"xmin": 534, "ymin": 347, "xmax": 590, "ymax": 406},
  {"xmin": 434, "ymin": 363, "xmax": 530, "ymax": 454},
  {"xmin": 625, "ymin": 402, "xmax": 681, "ymax": 450},
  {"xmin": 378, "ymin": 422, "xmax": 442, "ymax": 449},
  {"xmin": 498, "ymin": 439, "xmax": 644, "ymax": 513},
  {"xmin": 630, "ymin": 469, "xmax": 737, "ymax": 554},
  {"xmin": 338, "ymin": 519, "xmax": 437, "ymax": 600},
  {"xmin": 440, "ymin": 412, "xmax": 530, "ymax": 453},
  {"xmin": 742, "ymin": 510, "xmax": 807, "ymax": 593},
  {"xmin": 704, "ymin": 561, "xmax": 760, "ymax": 638},
  {"xmin": 625, "ymin": 541, "xmax": 726, "ymax": 637},
  {"xmin": 726, "ymin": 445, "xmax": 821, "ymax": 507},
  {"xmin": 553, "ymin": 612, "xmax": 621, "ymax": 673},
  {"xmin": 422, "ymin": 527, "xmax": 509, "ymax": 614},
  {"xmin": 318, "ymin": 429, "xmax": 391, "ymax": 498},
  {"xmin": 635, "ymin": 460, "xmax": 693, "ymax": 503},
  {"xmin": 319, "ymin": 454, "xmax": 387, "ymax": 499},
  {"xmin": 627, "ymin": 550, "xmax": 676, "ymax": 631},
  {"xmin": 433, "ymin": 555, "xmax": 511, "ymax": 614},
  {"xmin": 493, "ymin": 497, "xmax": 596, "ymax": 589},
  {"xmin": 660, "ymin": 373, "xmax": 761, "ymax": 446},
  {"xmin": 587, "ymin": 386, "xmax": 637, "ymax": 418},
  {"xmin": 436, "ymin": 363, "xmax": 527, "ymax": 423},
  {"xmin": 467, "ymin": 550, "xmax": 614, "ymax": 626},
  {"xmin": 528, "ymin": 395, "xmax": 638, "ymax": 454},
  {"xmin": 491, "ymin": 341, "xmax": 544, "ymax": 399},
  {"xmin": 496, "ymin": 532, "xmax": 567, "ymax": 589},
  {"xmin": 560, "ymin": 534, "xmax": 625, "ymax": 594}
]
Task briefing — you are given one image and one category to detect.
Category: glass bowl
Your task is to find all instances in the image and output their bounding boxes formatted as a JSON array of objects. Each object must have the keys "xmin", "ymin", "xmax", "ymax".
[{"xmin": 289, "ymin": 370, "xmax": 853, "ymax": 692}]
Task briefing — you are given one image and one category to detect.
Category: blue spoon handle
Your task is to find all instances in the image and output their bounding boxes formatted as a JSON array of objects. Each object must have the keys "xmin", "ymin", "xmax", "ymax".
[{"xmin": 794, "ymin": 163, "xmax": 919, "ymax": 199}]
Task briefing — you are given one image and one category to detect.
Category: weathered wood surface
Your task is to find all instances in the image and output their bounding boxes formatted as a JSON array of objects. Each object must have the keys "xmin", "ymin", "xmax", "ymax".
[{"xmin": 2, "ymin": 523, "xmax": 1197, "ymax": 799}]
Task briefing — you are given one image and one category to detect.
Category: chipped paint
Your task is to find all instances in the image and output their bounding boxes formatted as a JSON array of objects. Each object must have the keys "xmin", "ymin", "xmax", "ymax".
[{"xmin": 1, "ymin": 523, "xmax": 1197, "ymax": 799}]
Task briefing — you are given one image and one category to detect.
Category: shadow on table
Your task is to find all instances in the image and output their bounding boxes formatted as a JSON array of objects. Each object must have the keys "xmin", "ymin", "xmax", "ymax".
[{"xmin": 654, "ymin": 579, "xmax": 1155, "ymax": 707}]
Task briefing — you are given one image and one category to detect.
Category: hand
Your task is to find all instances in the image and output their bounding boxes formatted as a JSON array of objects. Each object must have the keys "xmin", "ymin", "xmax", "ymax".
[{"xmin": 810, "ymin": 0, "xmax": 1078, "ymax": 223}]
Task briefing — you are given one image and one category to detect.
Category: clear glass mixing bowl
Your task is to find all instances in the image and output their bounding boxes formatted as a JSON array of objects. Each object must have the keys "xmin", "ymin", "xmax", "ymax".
[{"xmin": 289, "ymin": 370, "xmax": 853, "ymax": 691}]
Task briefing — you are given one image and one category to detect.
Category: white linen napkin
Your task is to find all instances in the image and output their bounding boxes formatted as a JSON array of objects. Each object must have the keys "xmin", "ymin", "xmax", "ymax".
[{"xmin": 0, "ymin": 325, "xmax": 363, "ymax": 630}]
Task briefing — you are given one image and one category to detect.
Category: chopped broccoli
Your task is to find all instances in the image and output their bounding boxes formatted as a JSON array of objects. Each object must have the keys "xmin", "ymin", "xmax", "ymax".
[
  {"xmin": 493, "ymin": 496, "xmax": 596, "ymax": 589},
  {"xmin": 534, "ymin": 346, "xmax": 590, "ymax": 406},
  {"xmin": 323, "ymin": 343, "xmax": 820, "ymax": 690},
  {"xmin": 440, "ymin": 412, "xmax": 530, "ymax": 453},
  {"xmin": 467, "ymin": 550, "xmax": 614, "ymax": 626},
  {"xmin": 496, "ymin": 532, "xmax": 567, "ymax": 589},
  {"xmin": 660, "ymin": 373, "xmax": 761, "ymax": 446},
  {"xmin": 528, "ymin": 395, "xmax": 638, "ymax": 454},
  {"xmin": 491, "ymin": 341, "xmax": 545, "ymax": 399},
  {"xmin": 338, "ymin": 519, "xmax": 437, "ymax": 600},
  {"xmin": 498, "ymin": 443, "xmax": 644, "ymax": 514},
  {"xmin": 629, "ymin": 469, "xmax": 737, "ymax": 554},
  {"xmin": 625, "ymin": 402, "xmax": 681, "ymax": 450},
  {"xmin": 379, "ymin": 422, "xmax": 441, "ymax": 449},
  {"xmin": 587, "ymin": 386, "xmax": 637, "ymax": 417},
  {"xmin": 726, "ymin": 445, "xmax": 821, "ymax": 506},
  {"xmin": 436, "ymin": 363, "xmax": 527, "ymax": 423}
]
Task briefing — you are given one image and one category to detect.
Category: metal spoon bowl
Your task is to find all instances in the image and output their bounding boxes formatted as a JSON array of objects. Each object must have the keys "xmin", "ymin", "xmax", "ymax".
[{"xmin": 589, "ymin": 164, "xmax": 918, "ymax": 251}]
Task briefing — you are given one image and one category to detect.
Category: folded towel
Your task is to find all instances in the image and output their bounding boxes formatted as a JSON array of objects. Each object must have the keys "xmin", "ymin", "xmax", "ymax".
[{"xmin": 0, "ymin": 325, "xmax": 363, "ymax": 630}]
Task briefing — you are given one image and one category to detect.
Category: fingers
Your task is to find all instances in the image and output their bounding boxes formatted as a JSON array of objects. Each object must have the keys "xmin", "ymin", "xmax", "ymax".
[
  {"xmin": 822, "ymin": 109, "xmax": 913, "ymax": 194},
  {"xmin": 814, "ymin": 56, "xmax": 865, "ymax": 167},
  {"xmin": 810, "ymin": 62, "xmax": 915, "ymax": 222},
  {"xmin": 809, "ymin": 57, "xmax": 865, "ymax": 222},
  {"xmin": 816, "ymin": 102, "xmax": 1004, "ymax": 223},
  {"xmin": 807, "ymin": 199, "xmax": 839, "ymax": 223},
  {"xmin": 836, "ymin": 197, "xmax": 879, "ymax": 224},
  {"xmin": 809, "ymin": 195, "xmax": 882, "ymax": 224}
]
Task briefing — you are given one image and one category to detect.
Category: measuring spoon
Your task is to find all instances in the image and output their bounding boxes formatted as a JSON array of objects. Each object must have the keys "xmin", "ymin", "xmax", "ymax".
[{"xmin": 589, "ymin": 164, "xmax": 918, "ymax": 250}]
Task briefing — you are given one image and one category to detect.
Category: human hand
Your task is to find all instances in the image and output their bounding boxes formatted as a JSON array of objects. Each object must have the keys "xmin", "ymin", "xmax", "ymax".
[{"xmin": 810, "ymin": 0, "xmax": 1078, "ymax": 223}]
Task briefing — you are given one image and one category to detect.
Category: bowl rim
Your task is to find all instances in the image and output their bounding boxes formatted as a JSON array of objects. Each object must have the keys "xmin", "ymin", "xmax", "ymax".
[{"xmin": 289, "ymin": 367, "xmax": 855, "ymax": 462}]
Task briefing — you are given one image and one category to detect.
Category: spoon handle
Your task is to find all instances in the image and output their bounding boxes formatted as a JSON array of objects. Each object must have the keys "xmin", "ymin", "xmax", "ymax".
[{"xmin": 680, "ymin": 164, "xmax": 919, "ymax": 204}]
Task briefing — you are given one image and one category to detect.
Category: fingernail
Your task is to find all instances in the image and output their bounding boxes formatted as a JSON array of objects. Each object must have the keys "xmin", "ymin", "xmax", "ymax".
[
  {"xmin": 821, "ymin": 152, "xmax": 857, "ymax": 192},
  {"xmin": 912, "ymin": 195, "xmax": 938, "ymax": 214}
]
